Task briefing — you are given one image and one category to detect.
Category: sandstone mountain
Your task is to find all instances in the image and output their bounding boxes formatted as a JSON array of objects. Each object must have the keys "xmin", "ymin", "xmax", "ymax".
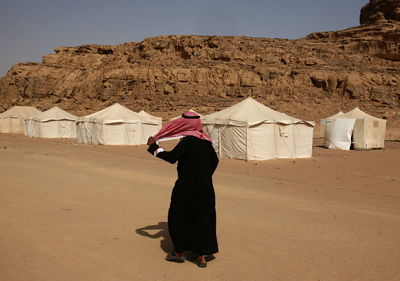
[{"xmin": 0, "ymin": 0, "xmax": 399, "ymax": 138}]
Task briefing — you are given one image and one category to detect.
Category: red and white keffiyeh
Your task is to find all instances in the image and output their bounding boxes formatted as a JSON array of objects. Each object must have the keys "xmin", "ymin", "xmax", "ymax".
[{"xmin": 153, "ymin": 111, "xmax": 212, "ymax": 142}]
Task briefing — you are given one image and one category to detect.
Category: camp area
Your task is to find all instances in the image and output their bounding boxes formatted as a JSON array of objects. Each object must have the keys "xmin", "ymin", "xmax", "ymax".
[
  {"xmin": 0, "ymin": 99, "xmax": 398, "ymax": 281},
  {"xmin": 0, "ymin": 98, "xmax": 395, "ymax": 163},
  {"xmin": 0, "ymin": 99, "xmax": 392, "ymax": 157},
  {"xmin": 0, "ymin": 101, "xmax": 399, "ymax": 281}
]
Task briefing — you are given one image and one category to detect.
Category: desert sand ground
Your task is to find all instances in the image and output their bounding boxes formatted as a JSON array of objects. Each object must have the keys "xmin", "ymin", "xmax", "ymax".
[{"xmin": 0, "ymin": 134, "xmax": 399, "ymax": 281}]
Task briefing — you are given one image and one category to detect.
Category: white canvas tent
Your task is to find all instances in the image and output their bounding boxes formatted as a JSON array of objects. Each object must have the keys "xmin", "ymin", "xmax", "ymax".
[
  {"xmin": 77, "ymin": 103, "xmax": 160, "ymax": 145},
  {"xmin": 0, "ymin": 106, "xmax": 41, "ymax": 133},
  {"xmin": 170, "ymin": 109, "xmax": 202, "ymax": 121},
  {"xmin": 324, "ymin": 107, "xmax": 386, "ymax": 150},
  {"xmin": 25, "ymin": 106, "xmax": 78, "ymax": 138},
  {"xmin": 318, "ymin": 111, "xmax": 344, "ymax": 138},
  {"xmin": 201, "ymin": 97, "xmax": 315, "ymax": 160}
]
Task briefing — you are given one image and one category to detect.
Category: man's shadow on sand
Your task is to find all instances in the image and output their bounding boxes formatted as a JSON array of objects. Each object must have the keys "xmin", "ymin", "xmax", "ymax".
[
  {"xmin": 136, "ymin": 222, "xmax": 173, "ymax": 254},
  {"xmin": 136, "ymin": 222, "xmax": 216, "ymax": 263}
]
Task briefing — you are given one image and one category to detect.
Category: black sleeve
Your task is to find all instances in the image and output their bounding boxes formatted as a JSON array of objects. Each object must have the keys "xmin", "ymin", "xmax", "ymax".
[
  {"xmin": 153, "ymin": 139, "xmax": 187, "ymax": 164},
  {"xmin": 147, "ymin": 142, "xmax": 160, "ymax": 155}
]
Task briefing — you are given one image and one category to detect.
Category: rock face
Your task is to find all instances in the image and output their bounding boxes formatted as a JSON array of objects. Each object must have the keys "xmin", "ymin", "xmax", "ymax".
[
  {"xmin": 360, "ymin": 0, "xmax": 400, "ymax": 25},
  {"xmin": 0, "ymin": 3, "xmax": 399, "ymax": 137}
]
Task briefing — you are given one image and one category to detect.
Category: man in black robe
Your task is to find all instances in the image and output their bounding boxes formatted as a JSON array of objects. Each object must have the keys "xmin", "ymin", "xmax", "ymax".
[{"xmin": 147, "ymin": 112, "xmax": 219, "ymax": 268}]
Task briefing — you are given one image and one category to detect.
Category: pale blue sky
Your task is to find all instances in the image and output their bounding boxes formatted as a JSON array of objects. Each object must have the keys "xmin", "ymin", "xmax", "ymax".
[{"xmin": 0, "ymin": 0, "xmax": 368, "ymax": 76}]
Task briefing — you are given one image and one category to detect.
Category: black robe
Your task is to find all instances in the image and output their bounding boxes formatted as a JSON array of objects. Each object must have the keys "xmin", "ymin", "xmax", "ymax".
[{"xmin": 148, "ymin": 136, "xmax": 219, "ymax": 255}]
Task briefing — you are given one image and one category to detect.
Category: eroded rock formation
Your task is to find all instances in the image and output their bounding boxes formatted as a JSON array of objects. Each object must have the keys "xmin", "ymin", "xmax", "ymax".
[
  {"xmin": 0, "ymin": 0, "xmax": 399, "ymax": 138},
  {"xmin": 360, "ymin": 0, "xmax": 400, "ymax": 24}
]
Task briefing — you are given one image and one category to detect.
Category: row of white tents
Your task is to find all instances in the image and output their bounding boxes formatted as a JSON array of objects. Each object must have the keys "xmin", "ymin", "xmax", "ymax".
[
  {"xmin": 0, "ymin": 104, "xmax": 162, "ymax": 145},
  {"xmin": 0, "ymin": 97, "xmax": 387, "ymax": 160}
]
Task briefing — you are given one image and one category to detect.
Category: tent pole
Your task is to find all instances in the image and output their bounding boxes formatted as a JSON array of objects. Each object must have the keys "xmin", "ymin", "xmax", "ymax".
[
  {"xmin": 292, "ymin": 124, "xmax": 297, "ymax": 159},
  {"xmin": 274, "ymin": 123, "xmax": 278, "ymax": 159},
  {"xmin": 246, "ymin": 124, "xmax": 248, "ymax": 161},
  {"xmin": 218, "ymin": 127, "xmax": 221, "ymax": 157}
]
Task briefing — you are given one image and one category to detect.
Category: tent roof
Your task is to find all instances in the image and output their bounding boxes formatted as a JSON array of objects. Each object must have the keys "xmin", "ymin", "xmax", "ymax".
[
  {"xmin": 337, "ymin": 107, "xmax": 384, "ymax": 121},
  {"xmin": 324, "ymin": 111, "xmax": 344, "ymax": 120},
  {"xmin": 170, "ymin": 109, "xmax": 202, "ymax": 121},
  {"xmin": 28, "ymin": 106, "xmax": 77, "ymax": 121},
  {"xmin": 201, "ymin": 97, "xmax": 314, "ymax": 126},
  {"xmin": 0, "ymin": 106, "xmax": 41, "ymax": 119},
  {"xmin": 138, "ymin": 110, "xmax": 162, "ymax": 122},
  {"xmin": 79, "ymin": 103, "xmax": 159, "ymax": 124},
  {"xmin": 184, "ymin": 109, "xmax": 201, "ymax": 116},
  {"xmin": 320, "ymin": 111, "xmax": 344, "ymax": 124}
]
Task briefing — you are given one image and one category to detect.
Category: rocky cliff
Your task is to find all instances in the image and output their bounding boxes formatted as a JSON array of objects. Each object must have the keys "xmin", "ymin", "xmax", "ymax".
[
  {"xmin": 360, "ymin": 0, "xmax": 400, "ymax": 24},
  {"xmin": 0, "ymin": 0, "xmax": 399, "ymax": 137}
]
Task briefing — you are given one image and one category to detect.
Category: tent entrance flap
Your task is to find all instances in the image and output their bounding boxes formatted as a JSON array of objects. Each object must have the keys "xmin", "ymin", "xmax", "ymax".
[
  {"xmin": 220, "ymin": 125, "xmax": 247, "ymax": 160},
  {"xmin": 324, "ymin": 118, "xmax": 356, "ymax": 150},
  {"xmin": 248, "ymin": 123, "xmax": 277, "ymax": 160},
  {"xmin": 275, "ymin": 124, "xmax": 295, "ymax": 159}
]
